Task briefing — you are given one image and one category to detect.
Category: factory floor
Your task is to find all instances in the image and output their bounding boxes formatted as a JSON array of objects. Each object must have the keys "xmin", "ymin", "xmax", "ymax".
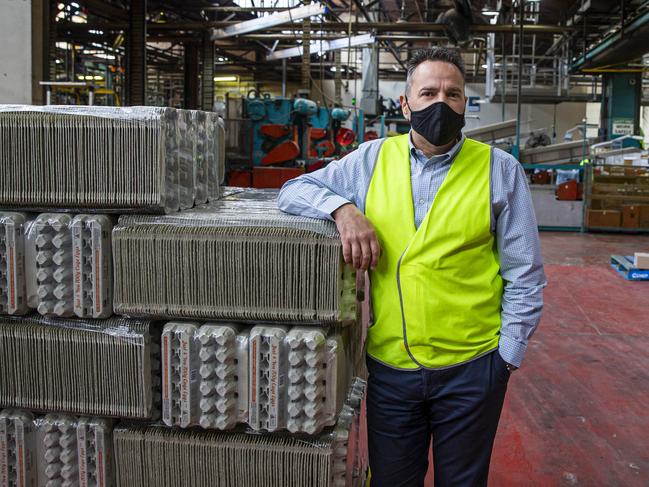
[
  {"xmin": 374, "ymin": 231, "xmax": 649, "ymax": 486},
  {"xmin": 492, "ymin": 232, "xmax": 649, "ymax": 486}
]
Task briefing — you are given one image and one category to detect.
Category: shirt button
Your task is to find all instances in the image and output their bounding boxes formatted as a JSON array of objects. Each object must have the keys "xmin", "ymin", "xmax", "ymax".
[{"xmin": 418, "ymin": 199, "xmax": 425, "ymax": 205}]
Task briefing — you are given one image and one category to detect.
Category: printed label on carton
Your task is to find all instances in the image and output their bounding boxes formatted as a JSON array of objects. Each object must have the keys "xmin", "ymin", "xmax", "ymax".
[
  {"xmin": 15, "ymin": 421, "xmax": 26, "ymax": 487},
  {"xmin": 77, "ymin": 426, "xmax": 88, "ymax": 487},
  {"xmin": 325, "ymin": 339, "xmax": 338, "ymax": 420},
  {"xmin": 268, "ymin": 337, "xmax": 283, "ymax": 430},
  {"xmin": 72, "ymin": 226, "xmax": 83, "ymax": 316},
  {"xmin": 249, "ymin": 337, "xmax": 259, "ymax": 427},
  {"xmin": 179, "ymin": 333, "xmax": 192, "ymax": 427},
  {"xmin": 92, "ymin": 225, "xmax": 103, "ymax": 317},
  {"xmin": 8, "ymin": 243, "xmax": 17, "ymax": 314},
  {"xmin": 161, "ymin": 333, "xmax": 172, "ymax": 424},
  {"xmin": 236, "ymin": 342, "xmax": 249, "ymax": 422},
  {"xmin": 0, "ymin": 420, "xmax": 8, "ymax": 487},
  {"xmin": 95, "ymin": 428, "xmax": 106, "ymax": 487}
]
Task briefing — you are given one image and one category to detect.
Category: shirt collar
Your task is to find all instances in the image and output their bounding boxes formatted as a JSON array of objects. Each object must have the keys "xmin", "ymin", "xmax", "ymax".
[{"xmin": 408, "ymin": 131, "xmax": 465, "ymax": 166}]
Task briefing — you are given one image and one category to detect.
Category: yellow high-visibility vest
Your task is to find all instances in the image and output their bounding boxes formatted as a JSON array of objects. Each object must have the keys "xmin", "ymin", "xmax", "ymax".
[{"xmin": 365, "ymin": 134, "xmax": 503, "ymax": 369}]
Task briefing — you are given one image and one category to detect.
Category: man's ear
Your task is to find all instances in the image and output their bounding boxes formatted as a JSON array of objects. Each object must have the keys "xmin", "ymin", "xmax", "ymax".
[{"xmin": 400, "ymin": 94, "xmax": 410, "ymax": 121}]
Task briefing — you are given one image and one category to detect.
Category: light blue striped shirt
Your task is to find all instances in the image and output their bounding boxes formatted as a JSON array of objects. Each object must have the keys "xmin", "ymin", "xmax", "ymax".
[{"xmin": 278, "ymin": 132, "xmax": 546, "ymax": 368}]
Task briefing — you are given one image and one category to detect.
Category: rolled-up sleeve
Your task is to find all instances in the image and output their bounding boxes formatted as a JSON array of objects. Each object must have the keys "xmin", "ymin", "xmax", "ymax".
[
  {"xmin": 277, "ymin": 140, "xmax": 381, "ymax": 219},
  {"xmin": 494, "ymin": 151, "xmax": 547, "ymax": 368}
]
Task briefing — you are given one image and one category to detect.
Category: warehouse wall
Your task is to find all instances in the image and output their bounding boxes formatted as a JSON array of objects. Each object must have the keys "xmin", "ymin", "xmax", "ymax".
[{"xmin": 0, "ymin": 0, "xmax": 32, "ymax": 103}]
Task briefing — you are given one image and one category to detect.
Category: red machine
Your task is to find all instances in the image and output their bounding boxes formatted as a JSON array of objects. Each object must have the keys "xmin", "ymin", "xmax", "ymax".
[
  {"xmin": 556, "ymin": 180, "xmax": 583, "ymax": 201},
  {"xmin": 336, "ymin": 128, "xmax": 355, "ymax": 147},
  {"xmin": 260, "ymin": 140, "xmax": 301, "ymax": 166},
  {"xmin": 252, "ymin": 166, "xmax": 305, "ymax": 189},
  {"xmin": 228, "ymin": 170, "xmax": 252, "ymax": 187},
  {"xmin": 260, "ymin": 124, "xmax": 291, "ymax": 139}
]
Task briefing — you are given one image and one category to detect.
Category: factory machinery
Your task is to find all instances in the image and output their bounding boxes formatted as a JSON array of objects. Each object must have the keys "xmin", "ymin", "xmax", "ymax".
[
  {"xmin": 228, "ymin": 93, "xmax": 359, "ymax": 189},
  {"xmin": 475, "ymin": 114, "xmax": 646, "ymax": 232},
  {"xmin": 0, "ymin": 105, "xmax": 368, "ymax": 487}
]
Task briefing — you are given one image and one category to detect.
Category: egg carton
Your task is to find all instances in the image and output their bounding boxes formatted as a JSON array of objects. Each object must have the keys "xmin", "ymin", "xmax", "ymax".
[
  {"xmin": 111, "ymin": 378, "xmax": 366, "ymax": 487},
  {"xmin": 176, "ymin": 111, "xmax": 195, "ymax": 210},
  {"xmin": 35, "ymin": 415, "xmax": 79, "ymax": 487},
  {"xmin": 216, "ymin": 117, "xmax": 226, "ymax": 190},
  {"xmin": 0, "ymin": 212, "xmax": 28, "ymax": 316},
  {"xmin": 203, "ymin": 114, "xmax": 225, "ymax": 201},
  {"xmin": 25, "ymin": 214, "xmax": 74, "ymax": 318},
  {"xmin": 161, "ymin": 322, "xmax": 199, "ymax": 428},
  {"xmin": 248, "ymin": 325, "xmax": 289, "ymax": 432},
  {"xmin": 0, "ymin": 105, "xmax": 222, "ymax": 214},
  {"xmin": 331, "ymin": 405, "xmax": 354, "ymax": 487},
  {"xmin": 22, "ymin": 214, "xmax": 113, "ymax": 319},
  {"xmin": 70, "ymin": 215, "xmax": 113, "ymax": 319},
  {"xmin": 285, "ymin": 327, "xmax": 346, "ymax": 435},
  {"xmin": 0, "ymin": 409, "xmax": 37, "ymax": 487},
  {"xmin": 76, "ymin": 418, "xmax": 113, "ymax": 487},
  {"xmin": 112, "ymin": 189, "xmax": 357, "ymax": 323},
  {"xmin": 190, "ymin": 111, "xmax": 209, "ymax": 206},
  {"xmin": 113, "ymin": 424, "xmax": 337, "ymax": 487},
  {"xmin": 0, "ymin": 315, "xmax": 160, "ymax": 419},
  {"xmin": 195, "ymin": 324, "xmax": 249, "ymax": 430},
  {"xmin": 334, "ymin": 378, "xmax": 367, "ymax": 487}
]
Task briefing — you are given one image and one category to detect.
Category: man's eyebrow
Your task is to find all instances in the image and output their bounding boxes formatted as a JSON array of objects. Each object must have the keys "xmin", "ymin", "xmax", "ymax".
[
  {"xmin": 446, "ymin": 87, "xmax": 463, "ymax": 94},
  {"xmin": 418, "ymin": 86, "xmax": 439, "ymax": 92}
]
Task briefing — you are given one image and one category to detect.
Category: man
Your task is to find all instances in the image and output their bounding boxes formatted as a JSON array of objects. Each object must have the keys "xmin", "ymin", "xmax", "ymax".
[{"xmin": 278, "ymin": 47, "xmax": 546, "ymax": 487}]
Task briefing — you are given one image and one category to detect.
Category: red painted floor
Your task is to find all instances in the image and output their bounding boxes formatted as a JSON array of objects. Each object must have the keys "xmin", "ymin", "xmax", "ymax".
[
  {"xmin": 361, "ymin": 232, "xmax": 649, "ymax": 486},
  {"xmin": 490, "ymin": 232, "xmax": 649, "ymax": 486}
]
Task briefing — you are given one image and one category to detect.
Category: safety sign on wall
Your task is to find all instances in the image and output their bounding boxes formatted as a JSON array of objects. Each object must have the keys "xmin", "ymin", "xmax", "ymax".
[{"xmin": 612, "ymin": 118, "xmax": 634, "ymax": 136}]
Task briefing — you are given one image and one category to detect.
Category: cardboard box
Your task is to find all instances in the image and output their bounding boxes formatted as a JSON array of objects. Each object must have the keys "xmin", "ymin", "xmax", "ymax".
[
  {"xmin": 587, "ymin": 210, "xmax": 621, "ymax": 228},
  {"xmin": 634, "ymin": 252, "xmax": 649, "ymax": 270},
  {"xmin": 622, "ymin": 205, "xmax": 640, "ymax": 228},
  {"xmin": 624, "ymin": 167, "xmax": 648, "ymax": 177},
  {"xmin": 557, "ymin": 180, "xmax": 582, "ymax": 201},
  {"xmin": 532, "ymin": 172, "xmax": 550, "ymax": 185},
  {"xmin": 639, "ymin": 205, "xmax": 649, "ymax": 229}
]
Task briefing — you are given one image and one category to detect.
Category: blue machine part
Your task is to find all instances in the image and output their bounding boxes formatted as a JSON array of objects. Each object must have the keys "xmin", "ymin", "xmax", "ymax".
[
  {"xmin": 331, "ymin": 108, "xmax": 350, "ymax": 121},
  {"xmin": 245, "ymin": 97, "xmax": 294, "ymax": 166},
  {"xmin": 293, "ymin": 98, "xmax": 318, "ymax": 116},
  {"xmin": 265, "ymin": 97, "xmax": 293, "ymax": 124},
  {"xmin": 246, "ymin": 99, "xmax": 266, "ymax": 121},
  {"xmin": 309, "ymin": 107, "xmax": 330, "ymax": 130}
]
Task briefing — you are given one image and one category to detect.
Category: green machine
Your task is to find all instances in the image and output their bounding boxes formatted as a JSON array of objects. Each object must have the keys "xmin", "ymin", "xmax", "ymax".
[{"xmin": 600, "ymin": 73, "xmax": 642, "ymax": 147}]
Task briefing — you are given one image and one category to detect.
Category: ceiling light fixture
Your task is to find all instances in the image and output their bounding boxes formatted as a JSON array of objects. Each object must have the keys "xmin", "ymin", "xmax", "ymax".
[{"xmin": 213, "ymin": 75, "xmax": 238, "ymax": 82}]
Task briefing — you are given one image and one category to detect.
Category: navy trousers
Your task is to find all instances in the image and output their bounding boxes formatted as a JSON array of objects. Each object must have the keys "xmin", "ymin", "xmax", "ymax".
[{"xmin": 366, "ymin": 349, "xmax": 510, "ymax": 487}]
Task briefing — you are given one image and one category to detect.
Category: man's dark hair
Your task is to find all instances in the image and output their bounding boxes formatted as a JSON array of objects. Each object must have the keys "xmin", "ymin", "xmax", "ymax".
[{"xmin": 405, "ymin": 47, "xmax": 466, "ymax": 95}]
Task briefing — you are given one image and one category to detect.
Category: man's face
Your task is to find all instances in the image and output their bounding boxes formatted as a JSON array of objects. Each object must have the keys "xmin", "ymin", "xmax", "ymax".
[{"xmin": 400, "ymin": 60, "xmax": 467, "ymax": 120}]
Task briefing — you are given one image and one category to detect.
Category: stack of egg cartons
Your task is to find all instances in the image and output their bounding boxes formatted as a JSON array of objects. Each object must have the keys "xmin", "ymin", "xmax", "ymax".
[
  {"xmin": 0, "ymin": 104, "xmax": 224, "ymax": 487},
  {"xmin": 0, "ymin": 104, "xmax": 368, "ymax": 486},
  {"xmin": 110, "ymin": 186, "xmax": 368, "ymax": 486}
]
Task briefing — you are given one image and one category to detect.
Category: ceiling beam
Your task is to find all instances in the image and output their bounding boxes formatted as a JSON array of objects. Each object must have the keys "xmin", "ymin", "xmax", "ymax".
[
  {"xmin": 210, "ymin": 4, "xmax": 327, "ymax": 40},
  {"xmin": 56, "ymin": 20, "xmax": 578, "ymax": 34},
  {"xmin": 78, "ymin": 0, "xmax": 128, "ymax": 21}
]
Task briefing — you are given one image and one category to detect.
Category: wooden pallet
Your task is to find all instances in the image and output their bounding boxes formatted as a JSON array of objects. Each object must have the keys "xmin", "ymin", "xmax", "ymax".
[{"xmin": 610, "ymin": 255, "xmax": 649, "ymax": 281}]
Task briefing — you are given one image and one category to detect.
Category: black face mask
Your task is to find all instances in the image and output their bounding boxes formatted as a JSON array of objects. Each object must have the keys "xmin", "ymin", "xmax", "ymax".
[{"xmin": 406, "ymin": 99, "xmax": 465, "ymax": 146}]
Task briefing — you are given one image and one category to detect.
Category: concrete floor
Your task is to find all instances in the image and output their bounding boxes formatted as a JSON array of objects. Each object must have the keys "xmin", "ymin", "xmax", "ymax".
[{"xmin": 490, "ymin": 232, "xmax": 649, "ymax": 486}]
